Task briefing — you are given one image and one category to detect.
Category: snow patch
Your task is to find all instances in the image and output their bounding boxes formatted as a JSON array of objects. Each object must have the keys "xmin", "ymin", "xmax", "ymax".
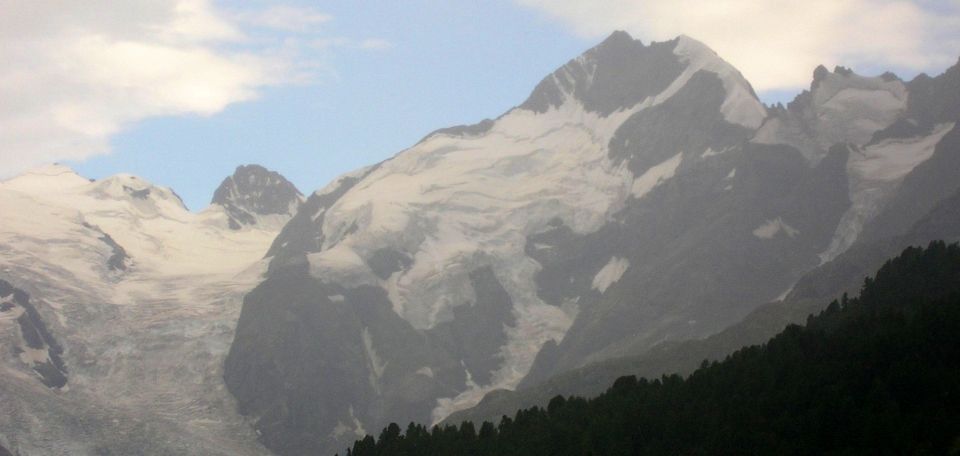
[
  {"xmin": 701, "ymin": 146, "xmax": 731, "ymax": 158},
  {"xmin": 753, "ymin": 217, "xmax": 800, "ymax": 239},
  {"xmin": 775, "ymin": 283, "xmax": 795, "ymax": 302},
  {"xmin": 331, "ymin": 422, "xmax": 351, "ymax": 438},
  {"xmin": 362, "ymin": 327, "xmax": 387, "ymax": 394},
  {"xmin": 18, "ymin": 346, "xmax": 51, "ymax": 365},
  {"xmin": 349, "ymin": 406, "xmax": 366, "ymax": 437},
  {"xmin": 851, "ymin": 123, "xmax": 954, "ymax": 182},
  {"xmin": 592, "ymin": 257, "xmax": 630, "ymax": 293},
  {"xmin": 632, "ymin": 152, "xmax": 682, "ymax": 199}
]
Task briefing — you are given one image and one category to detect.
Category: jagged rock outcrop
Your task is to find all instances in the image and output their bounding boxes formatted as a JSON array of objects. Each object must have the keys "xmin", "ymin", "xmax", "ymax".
[{"xmin": 211, "ymin": 164, "xmax": 304, "ymax": 230}]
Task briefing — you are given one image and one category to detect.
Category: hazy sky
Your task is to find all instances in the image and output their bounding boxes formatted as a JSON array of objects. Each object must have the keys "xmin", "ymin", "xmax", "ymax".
[{"xmin": 2, "ymin": 0, "xmax": 959, "ymax": 210}]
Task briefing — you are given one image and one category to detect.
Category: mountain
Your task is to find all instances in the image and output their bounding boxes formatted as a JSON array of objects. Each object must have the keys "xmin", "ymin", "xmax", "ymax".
[
  {"xmin": 211, "ymin": 164, "xmax": 304, "ymax": 230},
  {"xmin": 223, "ymin": 31, "xmax": 959, "ymax": 455},
  {"xmin": 349, "ymin": 241, "xmax": 960, "ymax": 455},
  {"xmin": 0, "ymin": 164, "xmax": 299, "ymax": 455},
  {"xmin": 446, "ymin": 59, "xmax": 960, "ymax": 426}
]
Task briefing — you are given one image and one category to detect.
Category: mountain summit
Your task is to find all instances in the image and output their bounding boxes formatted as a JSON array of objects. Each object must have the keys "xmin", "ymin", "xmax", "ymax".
[
  {"xmin": 519, "ymin": 31, "xmax": 765, "ymax": 128},
  {"xmin": 211, "ymin": 164, "xmax": 303, "ymax": 229}
]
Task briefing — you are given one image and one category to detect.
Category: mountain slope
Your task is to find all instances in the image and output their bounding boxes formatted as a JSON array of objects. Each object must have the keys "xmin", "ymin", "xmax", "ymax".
[
  {"xmin": 351, "ymin": 241, "xmax": 960, "ymax": 456},
  {"xmin": 0, "ymin": 164, "xmax": 299, "ymax": 455},
  {"xmin": 449, "ymin": 56, "xmax": 960, "ymax": 426},
  {"xmin": 448, "ymin": 179, "xmax": 960, "ymax": 426}
]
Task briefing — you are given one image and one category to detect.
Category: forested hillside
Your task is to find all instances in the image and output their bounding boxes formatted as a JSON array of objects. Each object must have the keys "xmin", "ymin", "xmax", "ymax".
[{"xmin": 345, "ymin": 242, "xmax": 960, "ymax": 455}]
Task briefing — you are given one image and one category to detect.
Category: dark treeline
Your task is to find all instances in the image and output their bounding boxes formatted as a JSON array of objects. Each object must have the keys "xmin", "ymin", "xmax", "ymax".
[{"xmin": 342, "ymin": 242, "xmax": 960, "ymax": 456}]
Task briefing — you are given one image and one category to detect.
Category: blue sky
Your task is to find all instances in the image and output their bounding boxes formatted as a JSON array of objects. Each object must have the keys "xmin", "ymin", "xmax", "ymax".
[{"xmin": 3, "ymin": 0, "xmax": 958, "ymax": 211}]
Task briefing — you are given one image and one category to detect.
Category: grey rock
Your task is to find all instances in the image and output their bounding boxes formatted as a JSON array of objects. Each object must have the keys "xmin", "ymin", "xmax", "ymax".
[
  {"xmin": 419, "ymin": 119, "xmax": 495, "ymax": 144},
  {"xmin": 224, "ymin": 262, "xmax": 484, "ymax": 455},
  {"xmin": 519, "ymin": 31, "xmax": 685, "ymax": 116},
  {"xmin": 211, "ymin": 164, "xmax": 303, "ymax": 230},
  {"xmin": 0, "ymin": 280, "xmax": 67, "ymax": 388},
  {"xmin": 365, "ymin": 248, "xmax": 413, "ymax": 280},
  {"xmin": 82, "ymin": 223, "xmax": 130, "ymax": 272}
]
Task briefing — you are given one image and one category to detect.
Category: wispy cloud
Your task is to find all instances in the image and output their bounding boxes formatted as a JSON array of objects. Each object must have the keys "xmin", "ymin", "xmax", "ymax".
[
  {"xmin": 516, "ymin": 0, "xmax": 960, "ymax": 92},
  {"xmin": 357, "ymin": 38, "xmax": 394, "ymax": 51},
  {"xmin": 311, "ymin": 37, "xmax": 394, "ymax": 51},
  {"xmin": 233, "ymin": 5, "xmax": 331, "ymax": 33}
]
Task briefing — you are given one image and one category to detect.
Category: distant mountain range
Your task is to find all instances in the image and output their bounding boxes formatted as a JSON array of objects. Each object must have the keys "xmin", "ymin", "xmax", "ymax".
[{"xmin": 0, "ymin": 31, "xmax": 958, "ymax": 455}]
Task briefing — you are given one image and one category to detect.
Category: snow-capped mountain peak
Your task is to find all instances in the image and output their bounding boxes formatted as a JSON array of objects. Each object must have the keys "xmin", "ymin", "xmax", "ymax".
[
  {"xmin": 672, "ymin": 34, "xmax": 767, "ymax": 129},
  {"xmin": 86, "ymin": 173, "xmax": 189, "ymax": 214},
  {"xmin": 517, "ymin": 31, "xmax": 765, "ymax": 129}
]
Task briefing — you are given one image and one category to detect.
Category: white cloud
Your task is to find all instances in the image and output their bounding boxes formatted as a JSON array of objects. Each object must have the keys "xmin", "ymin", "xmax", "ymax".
[
  {"xmin": 516, "ymin": 0, "xmax": 960, "ymax": 92},
  {"xmin": 0, "ymin": 0, "xmax": 308, "ymax": 176},
  {"xmin": 0, "ymin": 1, "xmax": 400, "ymax": 177}
]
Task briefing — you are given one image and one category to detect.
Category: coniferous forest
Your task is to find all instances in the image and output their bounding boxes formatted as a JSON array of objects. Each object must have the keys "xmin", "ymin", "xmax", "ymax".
[{"xmin": 343, "ymin": 242, "xmax": 960, "ymax": 455}]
